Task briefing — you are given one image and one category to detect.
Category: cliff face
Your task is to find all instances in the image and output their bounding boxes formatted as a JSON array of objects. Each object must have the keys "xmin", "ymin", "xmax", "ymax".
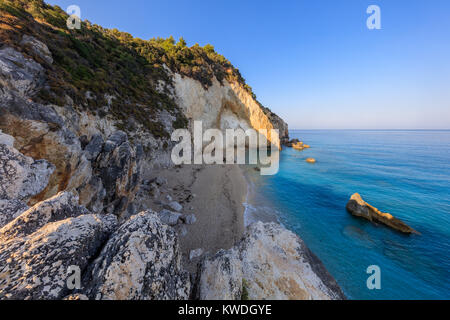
[{"xmin": 174, "ymin": 73, "xmax": 286, "ymax": 149}]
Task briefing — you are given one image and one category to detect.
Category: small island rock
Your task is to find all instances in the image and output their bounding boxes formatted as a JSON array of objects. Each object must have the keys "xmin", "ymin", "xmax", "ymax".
[{"xmin": 346, "ymin": 193, "xmax": 419, "ymax": 234}]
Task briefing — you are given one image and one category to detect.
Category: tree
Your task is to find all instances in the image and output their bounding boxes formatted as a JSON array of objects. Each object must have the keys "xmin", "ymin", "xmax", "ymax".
[{"xmin": 177, "ymin": 37, "xmax": 187, "ymax": 48}]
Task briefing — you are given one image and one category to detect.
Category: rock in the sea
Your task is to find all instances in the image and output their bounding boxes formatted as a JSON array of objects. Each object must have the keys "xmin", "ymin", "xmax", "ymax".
[
  {"xmin": 306, "ymin": 158, "xmax": 316, "ymax": 164},
  {"xmin": 0, "ymin": 208, "xmax": 117, "ymax": 300},
  {"xmin": 0, "ymin": 143, "xmax": 55, "ymax": 201},
  {"xmin": 196, "ymin": 222, "xmax": 345, "ymax": 300},
  {"xmin": 82, "ymin": 211, "xmax": 190, "ymax": 300},
  {"xmin": 346, "ymin": 193, "xmax": 419, "ymax": 234},
  {"xmin": 286, "ymin": 138, "xmax": 300, "ymax": 147}
]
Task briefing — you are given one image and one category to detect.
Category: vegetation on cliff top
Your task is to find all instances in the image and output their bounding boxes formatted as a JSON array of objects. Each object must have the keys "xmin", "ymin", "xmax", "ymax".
[{"xmin": 0, "ymin": 0, "xmax": 259, "ymax": 138}]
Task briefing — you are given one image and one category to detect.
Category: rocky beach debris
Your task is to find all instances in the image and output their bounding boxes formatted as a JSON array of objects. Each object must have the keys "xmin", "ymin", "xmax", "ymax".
[{"xmin": 346, "ymin": 193, "xmax": 419, "ymax": 234}]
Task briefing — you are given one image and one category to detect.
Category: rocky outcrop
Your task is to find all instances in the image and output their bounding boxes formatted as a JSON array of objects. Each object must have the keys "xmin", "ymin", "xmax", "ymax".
[
  {"xmin": 346, "ymin": 193, "xmax": 419, "ymax": 234},
  {"xmin": 0, "ymin": 190, "xmax": 190, "ymax": 300},
  {"xmin": 81, "ymin": 211, "xmax": 190, "ymax": 300},
  {"xmin": 83, "ymin": 131, "xmax": 143, "ymax": 218},
  {"xmin": 0, "ymin": 46, "xmax": 45, "ymax": 97},
  {"xmin": 261, "ymin": 106, "xmax": 289, "ymax": 146},
  {"xmin": 0, "ymin": 193, "xmax": 117, "ymax": 300},
  {"xmin": 195, "ymin": 222, "xmax": 345, "ymax": 300},
  {"xmin": 0, "ymin": 192, "xmax": 89, "ymax": 241},
  {"xmin": 20, "ymin": 35, "xmax": 54, "ymax": 65},
  {"xmin": 0, "ymin": 140, "xmax": 54, "ymax": 202}
]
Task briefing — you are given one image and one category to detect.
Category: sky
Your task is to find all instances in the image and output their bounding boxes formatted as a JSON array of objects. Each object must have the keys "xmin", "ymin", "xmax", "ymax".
[{"xmin": 46, "ymin": 0, "xmax": 450, "ymax": 129}]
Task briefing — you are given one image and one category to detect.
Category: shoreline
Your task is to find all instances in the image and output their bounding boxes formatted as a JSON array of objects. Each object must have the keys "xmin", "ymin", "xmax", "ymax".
[
  {"xmin": 140, "ymin": 164, "xmax": 247, "ymax": 273},
  {"xmin": 138, "ymin": 161, "xmax": 346, "ymax": 298}
]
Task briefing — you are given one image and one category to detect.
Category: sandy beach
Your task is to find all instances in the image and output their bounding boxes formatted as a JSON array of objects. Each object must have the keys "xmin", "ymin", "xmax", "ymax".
[{"xmin": 139, "ymin": 164, "xmax": 248, "ymax": 272}]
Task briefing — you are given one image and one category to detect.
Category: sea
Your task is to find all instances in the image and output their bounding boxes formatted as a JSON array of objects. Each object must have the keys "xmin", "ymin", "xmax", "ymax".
[{"xmin": 243, "ymin": 130, "xmax": 450, "ymax": 300}]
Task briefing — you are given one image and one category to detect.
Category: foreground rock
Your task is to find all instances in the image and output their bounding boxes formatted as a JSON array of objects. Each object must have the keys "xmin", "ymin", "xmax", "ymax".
[
  {"xmin": 82, "ymin": 211, "xmax": 190, "ymax": 300},
  {"xmin": 0, "ymin": 199, "xmax": 29, "ymax": 228},
  {"xmin": 346, "ymin": 193, "xmax": 419, "ymax": 234},
  {"xmin": 195, "ymin": 222, "xmax": 345, "ymax": 300},
  {"xmin": 0, "ymin": 192, "xmax": 117, "ymax": 300}
]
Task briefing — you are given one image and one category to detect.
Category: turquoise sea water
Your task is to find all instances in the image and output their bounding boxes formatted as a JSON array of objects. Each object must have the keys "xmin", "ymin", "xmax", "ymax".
[{"xmin": 244, "ymin": 130, "xmax": 450, "ymax": 300}]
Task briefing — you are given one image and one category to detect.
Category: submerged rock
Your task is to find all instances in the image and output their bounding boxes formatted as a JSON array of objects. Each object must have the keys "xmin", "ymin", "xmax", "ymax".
[
  {"xmin": 346, "ymin": 193, "xmax": 419, "ymax": 234},
  {"xmin": 82, "ymin": 211, "xmax": 190, "ymax": 300},
  {"xmin": 196, "ymin": 222, "xmax": 345, "ymax": 300}
]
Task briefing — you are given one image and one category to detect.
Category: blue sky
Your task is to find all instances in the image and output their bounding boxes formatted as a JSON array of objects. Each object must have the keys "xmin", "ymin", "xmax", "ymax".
[{"xmin": 46, "ymin": 0, "xmax": 450, "ymax": 129}]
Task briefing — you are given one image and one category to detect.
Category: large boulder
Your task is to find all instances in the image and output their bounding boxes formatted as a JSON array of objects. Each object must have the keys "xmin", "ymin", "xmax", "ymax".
[
  {"xmin": 0, "ymin": 193, "xmax": 117, "ymax": 300},
  {"xmin": 82, "ymin": 211, "xmax": 190, "ymax": 300},
  {"xmin": 346, "ymin": 193, "xmax": 419, "ymax": 234},
  {"xmin": 195, "ymin": 222, "xmax": 345, "ymax": 300}
]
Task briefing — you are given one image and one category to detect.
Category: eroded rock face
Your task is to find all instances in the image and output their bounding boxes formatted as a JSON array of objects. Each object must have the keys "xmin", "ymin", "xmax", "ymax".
[
  {"xmin": 88, "ymin": 131, "xmax": 143, "ymax": 218},
  {"xmin": 346, "ymin": 193, "xmax": 419, "ymax": 234},
  {"xmin": 20, "ymin": 35, "xmax": 54, "ymax": 65},
  {"xmin": 0, "ymin": 194, "xmax": 117, "ymax": 300},
  {"xmin": 82, "ymin": 211, "xmax": 190, "ymax": 300},
  {"xmin": 0, "ymin": 142, "xmax": 55, "ymax": 202},
  {"xmin": 196, "ymin": 222, "xmax": 345, "ymax": 300},
  {"xmin": 261, "ymin": 106, "xmax": 289, "ymax": 146},
  {"xmin": 0, "ymin": 46, "xmax": 45, "ymax": 97},
  {"xmin": 173, "ymin": 73, "xmax": 284, "ymax": 149}
]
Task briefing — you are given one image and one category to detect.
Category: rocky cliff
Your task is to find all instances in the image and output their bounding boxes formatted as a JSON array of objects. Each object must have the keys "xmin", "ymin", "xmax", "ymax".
[{"xmin": 0, "ymin": 0, "xmax": 345, "ymax": 300}]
